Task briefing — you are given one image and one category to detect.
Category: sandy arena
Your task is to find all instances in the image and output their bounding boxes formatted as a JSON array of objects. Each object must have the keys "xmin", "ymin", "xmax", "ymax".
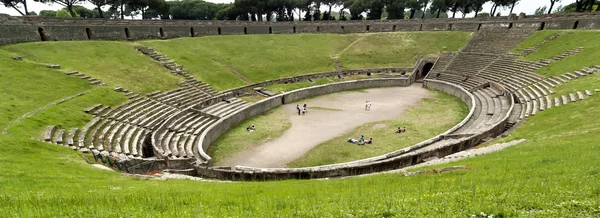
[{"xmin": 219, "ymin": 84, "xmax": 433, "ymax": 168}]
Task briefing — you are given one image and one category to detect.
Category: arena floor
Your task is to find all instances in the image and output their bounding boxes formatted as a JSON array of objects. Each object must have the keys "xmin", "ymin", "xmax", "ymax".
[{"xmin": 219, "ymin": 84, "xmax": 433, "ymax": 168}]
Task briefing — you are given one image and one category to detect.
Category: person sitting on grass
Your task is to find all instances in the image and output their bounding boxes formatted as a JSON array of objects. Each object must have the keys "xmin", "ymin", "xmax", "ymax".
[
  {"xmin": 396, "ymin": 127, "xmax": 402, "ymax": 133},
  {"xmin": 246, "ymin": 124, "xmax": 256, "ymax": 132},
  {"xmin": 364, "ymin": 138, "xmax": 373, "ymax": 144}
]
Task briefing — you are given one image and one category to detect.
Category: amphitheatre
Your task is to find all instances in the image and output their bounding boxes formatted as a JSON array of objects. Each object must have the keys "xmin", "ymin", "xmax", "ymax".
[{"xmin": 1, "ymin": 11, "xmax": 600, "ymax": 216}]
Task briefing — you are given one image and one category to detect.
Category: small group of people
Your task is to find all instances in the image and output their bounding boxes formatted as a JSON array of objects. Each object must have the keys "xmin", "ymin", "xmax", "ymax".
[
  {"xmin": 296, "ymin": 103, "xmax": 308, "ymax": 115},
  {"xmin": 396, "ymin": 127, "xmax": 407, "ymax": 133},
  {"xmin": 365, "ymin": 101, "xmax": 372, "ymax": 111},
  {"xmin": 348, "ymin": 135, "xmax": 373, "ymax": 145},
  {"xmin": 246, "ymin": 124, "xmax": 256, "ymax": 132}
]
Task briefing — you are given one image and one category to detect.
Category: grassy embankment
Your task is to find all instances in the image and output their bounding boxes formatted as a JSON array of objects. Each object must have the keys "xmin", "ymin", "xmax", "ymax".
[
  {"xmin": 141, "ymin": 32, "xmax": 470, "ymax": 91},
  {"xmin": 0, "ymin": 32, "xmax": 598, "ymax": 216},
  {"xmin": 2, "ymin": 41, "xmax": 182, "ymax": 94},
  {"xmin": 516, "ymin": 30, "xmax": 600, "ymax": 97},
  {"xmin": 287, "ymin": 90, "xmax": 467, "ymax": 167}
]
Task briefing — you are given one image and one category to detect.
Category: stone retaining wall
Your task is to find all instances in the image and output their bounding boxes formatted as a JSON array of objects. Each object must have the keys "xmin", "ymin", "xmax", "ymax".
[
  {"xmin": 192, "ymin": 67, "xmax": 411, "ymax": 109},
  {"xmin": 2, "ymin": 13, "xmax": 600, "ymax": 45}
]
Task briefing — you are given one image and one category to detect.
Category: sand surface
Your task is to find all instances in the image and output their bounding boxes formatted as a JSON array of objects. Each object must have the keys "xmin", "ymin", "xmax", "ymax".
[{"xmin": 219, "ymin": 84, "xmax": 432, "ymax": 168}]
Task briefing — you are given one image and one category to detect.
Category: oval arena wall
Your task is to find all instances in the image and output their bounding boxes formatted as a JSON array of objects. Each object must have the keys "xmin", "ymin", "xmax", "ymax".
[{"xmin": 191, "ymin": 78, "xmax": 511, "ymax": 181}]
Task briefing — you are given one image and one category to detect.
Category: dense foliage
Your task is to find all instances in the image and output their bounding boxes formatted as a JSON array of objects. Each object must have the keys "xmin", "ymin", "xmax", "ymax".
[{"xmin": 4, "ymin": 0, "xmax": 596, "ymax": 20}]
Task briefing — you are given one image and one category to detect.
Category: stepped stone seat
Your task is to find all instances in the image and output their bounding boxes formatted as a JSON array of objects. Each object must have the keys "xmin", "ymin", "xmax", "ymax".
[
  {"xmin": 539, "ymin": 97, "xmax": 546, "ymax": 111},
  {"xmin": 129, "ymin": 129, "xmax": 142, "ymax": 157},
  {"xmin": 545, "ymin": 96, "xmax": 552, "ymax": 109},
  {"xmin": 43, "ymin": 126, "xmax": 56, "ymax": 142},
  {"xmin": 574, "ymin": 71, "xmax": 587, "ymax": 77},
  {"xmin": 577, "ymin": 91, "xmax": 585, "ymax": 100},
  {"xmin": 84, "ymin": 104, "xmax": 103, "ymax": 113},
  {"xmin": 586, "ymin": 90, "xmax": 593, "ymax": 96},
  {"xmin": 524, "ymin": 101, "xmax": 532, "ymax": 117},
  {"xmin": 555, "ymin": 97, "xmax": 561, "ymax": 107},
  {"xmin": 561, "ymin": 95, "xmax": 569, "ymax": 105},
  {"xmin": 53, "ymin": 129, "xmax": 65, "ymax": 144},
  {"xmin": 553, "ymin": 76, "xmax": 567, "ymax": 83},
  {"xmin": 569, "ymin": 93, "xmax": 577, "ymax": 102},
  {"xmin": 532, "ymin": 83, "xmax": 549, "ymax": 96},
  {"xmin": 532, "ymin": 100, "xmax": 538, "ymax": 116},
  {"xmin": 87, "ymin": 118, "xmax": 107, "ymax": 150},
  {"xmin": 537, "ymin": 81, "xmax": 554, "ymax": 93},
  {"xmin": 544, "ymin": 78, "xmax": 560, "ymax": 87},
  {"xmin": 65, "ymin": 128, "xmax": 78, "ymax": 147},
  {"xmin": 93, "ymin": 106, "xmax": 110, "ymax": 116}
]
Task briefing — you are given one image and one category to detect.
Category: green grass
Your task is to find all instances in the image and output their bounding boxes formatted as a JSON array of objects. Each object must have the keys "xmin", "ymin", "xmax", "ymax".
[
  {"xmin": 1, "ymin": 41, "xmax": 182, "ymax": 94},
  {"xmin": 140, "ymin": 32, "xmax": 468, "ymax": 90},
  {"xmin": 140, "ymin": 34, "xmax": 355, "ymax": 90},
  {"xmin": 1, "ymin": 32, "xmax": 600, "ymax": 216},
  {"xmin": 520, "ymin": 30, "xmax": 600, "ymax": 77},
  {"xmin": 339, "ymin": 31, "xmax": 471, "ymax": 69},
  {"xmin": 511, "ymin": 30, "xmax": 563, "ymax": 53},
  {"xmin": 551, "ymin": 73, "xmax": 600, "ymax": 97},
  {"xmin": 209, "ymin": 106, "xmax": 291, "ymax": 165},
  {"xmin": 287, "ymin": 90, "xmax": 468, "ymax": 167}
]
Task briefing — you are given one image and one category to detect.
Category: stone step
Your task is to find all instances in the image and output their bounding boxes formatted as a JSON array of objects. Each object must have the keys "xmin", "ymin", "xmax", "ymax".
[
  {"xmin": 585, "ymin": 90, "xmax": 593, "ymax": 96},
  {"xmin": 84, "ymin": 104, "xmax": 103, "ymax": 114},
  {"xmin": 43, "ymin": 126, "xmax": 56, "ymax": 142},
  {"xmin": 569, "ymin": 93, "xmax": 577, "ymax": 102},
  {"xmin": 577, "ymin": 91, "xmax": 585, "ymax": 101},
  {"xmin": 561, "ymin": 95, "xmax": 569, "ymax": 105},
  {"xmin": 554, "ymin": 97, "xmax": 561, "ymax": 107},
  {"xmin": 545, "ymin": 96, "xmax": 552, "ymax": 109},
  {"xmin": 65, "ymin": 128, "xmax": 78, "ymax": 147},
  {"xmin": 53, "ymin": 129, "xmax": 65, "ymax": 144}
]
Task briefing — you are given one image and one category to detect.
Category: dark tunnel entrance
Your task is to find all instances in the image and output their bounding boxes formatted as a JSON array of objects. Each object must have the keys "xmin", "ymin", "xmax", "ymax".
[{"xmin": 421, "ymin": 62, "xmax": 434, "ymax": 79}]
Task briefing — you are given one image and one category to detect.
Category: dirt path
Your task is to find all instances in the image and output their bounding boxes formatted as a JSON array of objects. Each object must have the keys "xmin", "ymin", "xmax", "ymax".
[
  {"xmin": 219, "ymin": 84, "xmax": 432, "ymax": 168},
  {"xmin": 210, "ymin": 58, "xmax": 252, "ymax": 84}
]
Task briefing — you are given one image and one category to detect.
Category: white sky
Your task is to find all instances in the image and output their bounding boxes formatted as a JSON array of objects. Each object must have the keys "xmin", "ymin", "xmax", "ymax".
[{"xmin": 0, "ymin": 0, "xmax": 576, "ymax": 18}]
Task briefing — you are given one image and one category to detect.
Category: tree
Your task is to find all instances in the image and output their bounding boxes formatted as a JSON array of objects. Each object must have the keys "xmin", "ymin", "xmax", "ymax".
[
  {"xmin": 385, "ymin": 0, "xmax": 406, "ymax": 20},
  {"xmin": 72, "ymin": 5, "xmax": 100, "ymax": 17},
  {"xmin": 406, "ymin": 0, "xmax": 426, "ymax": 19},
  {"xmin": 489, "ymin": 0, "xmax": 510, "ymax": 17},
  {"xmin": 1, "ymin": 0, "xmax": 29, "ymax": 16},
  {"xmin": 507, "ymin": 0, "xmax": 519, "ymax": 15},
  {"xmin": 429, "ymin": 0, "xmax": 448, "ymax": 18},
  {"xmin": 39, "ymin": 9, "xmax": 57, "ymax": 16},
  {"xmin": 468, "ymin": 0, "xmax": 486, "ymax": 17},
  {"xmin": 534, "ymin": 6, "xmax": 547, "ymax": 15},
  {"xmin": 56, "ymin": 8, "xmax": 73, "ymax": 17},
  {"xmin": 548, "ymin": 0, "xmax": 560, "ymax": 14},
  {"xmin": 35, "ymin": 0, "xmax": 82, "ymax": 17},
  {"xmin": 128, "ymin": 0, "xmax": 169, "ymax": 19},
  {"xmin": 87, "ymin": 0, "xmax": 109, "ymax": 18}
]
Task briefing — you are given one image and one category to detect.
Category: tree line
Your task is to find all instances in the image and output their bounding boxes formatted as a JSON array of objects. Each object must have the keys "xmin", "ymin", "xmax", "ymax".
[{"xmin": 2, "ymin": 0, "xmax": 600, "ymax": 20}]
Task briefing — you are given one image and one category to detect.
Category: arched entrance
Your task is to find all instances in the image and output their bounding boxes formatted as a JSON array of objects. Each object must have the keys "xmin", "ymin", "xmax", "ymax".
[
  {"xmin": 38, "ymin": 27, "xmax": 48, "ymax": 41},
  {"xmin": 421, "ymin": 62, "xmax": 434, "ymax": 79}
]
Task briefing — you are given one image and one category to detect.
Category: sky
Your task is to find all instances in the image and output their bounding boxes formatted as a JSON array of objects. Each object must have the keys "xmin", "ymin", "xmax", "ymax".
[{"xmin": 0, "ymin": 0, "xmax": 577, "ymax": 18}]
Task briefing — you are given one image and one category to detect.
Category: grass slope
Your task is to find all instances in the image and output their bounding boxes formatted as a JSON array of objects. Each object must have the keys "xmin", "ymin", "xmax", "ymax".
[
  {"xmin": 209, "ymin": 106, "xmax": 291, "ymax": 164},
  {"xmin": 140, "ymin": 34, "xmax": 354, "ymax": 90},
  {"xmin": 339, "ymin": 31, "xmax": 472, "ymax": 69},
  {"xmin": 287, "ymin": 90, "xmax": 467, "ymax": 167},
  {"xmin": 141, "ymin": 32, "xmax": 469, "ymax": 90},
  {"xmin": 519, "ymin": 30, "xmax": 600, "ymax": 77},
  {"xmin": 2, "ymin": 41, "xmax": 182, "ymax": 94},
  {"xmin": 1, "ymin": 32, "xmax": 599, "ymax": 216}
]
